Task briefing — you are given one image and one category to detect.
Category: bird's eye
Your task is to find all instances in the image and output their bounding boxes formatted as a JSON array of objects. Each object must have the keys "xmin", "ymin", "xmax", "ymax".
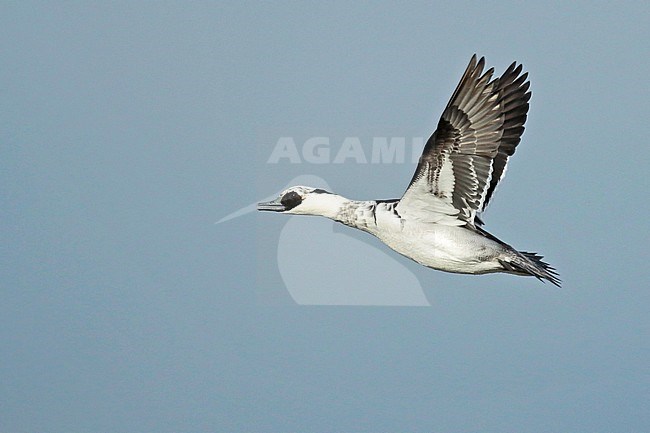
[{"xmin": 281, "ymin": 191, "xmax": 303, "ymax": 210}]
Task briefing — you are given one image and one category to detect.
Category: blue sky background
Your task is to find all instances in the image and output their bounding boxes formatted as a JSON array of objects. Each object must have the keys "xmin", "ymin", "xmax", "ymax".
[{"xmin": 2, "ymin": 2, "xmax": 649, "ymax": 432}]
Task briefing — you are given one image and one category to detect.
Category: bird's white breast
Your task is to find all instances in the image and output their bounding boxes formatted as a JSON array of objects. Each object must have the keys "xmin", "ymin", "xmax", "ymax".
[{"xmin": 372, "ymin": 210, "xmax": 503, "ymax": 274}]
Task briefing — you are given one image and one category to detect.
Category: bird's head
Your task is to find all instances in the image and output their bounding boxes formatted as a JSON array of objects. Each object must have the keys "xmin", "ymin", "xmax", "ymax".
[{"xmin": 257, "ymin": 186, "xmax": 341, "ymax": 216}]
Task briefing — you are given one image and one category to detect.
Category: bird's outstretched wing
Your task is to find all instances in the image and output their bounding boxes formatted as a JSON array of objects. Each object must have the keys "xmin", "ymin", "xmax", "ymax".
[{"xmin": 396, "ymin": 55, "xmax": 531, "ymax": 226}]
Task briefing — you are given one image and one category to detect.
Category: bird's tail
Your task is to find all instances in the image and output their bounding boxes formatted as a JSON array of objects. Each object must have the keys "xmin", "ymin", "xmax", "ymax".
[{"xmin": 500, "ymin": 251, "xmax": 561, "ymax": 287}]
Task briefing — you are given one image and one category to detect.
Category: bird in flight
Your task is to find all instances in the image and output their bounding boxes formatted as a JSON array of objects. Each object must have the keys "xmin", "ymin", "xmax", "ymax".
[{"xmin": 258, "ymin": 55, "xmax": 560, "ymax": 287}]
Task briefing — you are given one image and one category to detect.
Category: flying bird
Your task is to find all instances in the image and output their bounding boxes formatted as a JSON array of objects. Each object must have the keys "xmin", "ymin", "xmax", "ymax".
[{"xmin": 258, "ymin": 55, "xmax": 560, "ymax": 287}]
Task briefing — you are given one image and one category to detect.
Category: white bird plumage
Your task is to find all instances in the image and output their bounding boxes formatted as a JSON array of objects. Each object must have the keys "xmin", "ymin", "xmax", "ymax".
[{"xmin": 258, "ymin": 55, "xmax": 560, "ymax": 287}]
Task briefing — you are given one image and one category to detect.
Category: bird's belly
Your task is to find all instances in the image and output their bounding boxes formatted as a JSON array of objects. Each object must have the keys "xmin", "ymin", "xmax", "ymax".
[{"xmin": 375, "ymin": 224, "xmax": 502, "ymax": 274}]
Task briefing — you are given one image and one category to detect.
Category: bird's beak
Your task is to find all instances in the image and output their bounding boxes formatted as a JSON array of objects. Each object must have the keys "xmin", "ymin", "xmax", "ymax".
[{"xmin": 257, "ymin": 197, "xmax": 286, "ymax": 212}]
